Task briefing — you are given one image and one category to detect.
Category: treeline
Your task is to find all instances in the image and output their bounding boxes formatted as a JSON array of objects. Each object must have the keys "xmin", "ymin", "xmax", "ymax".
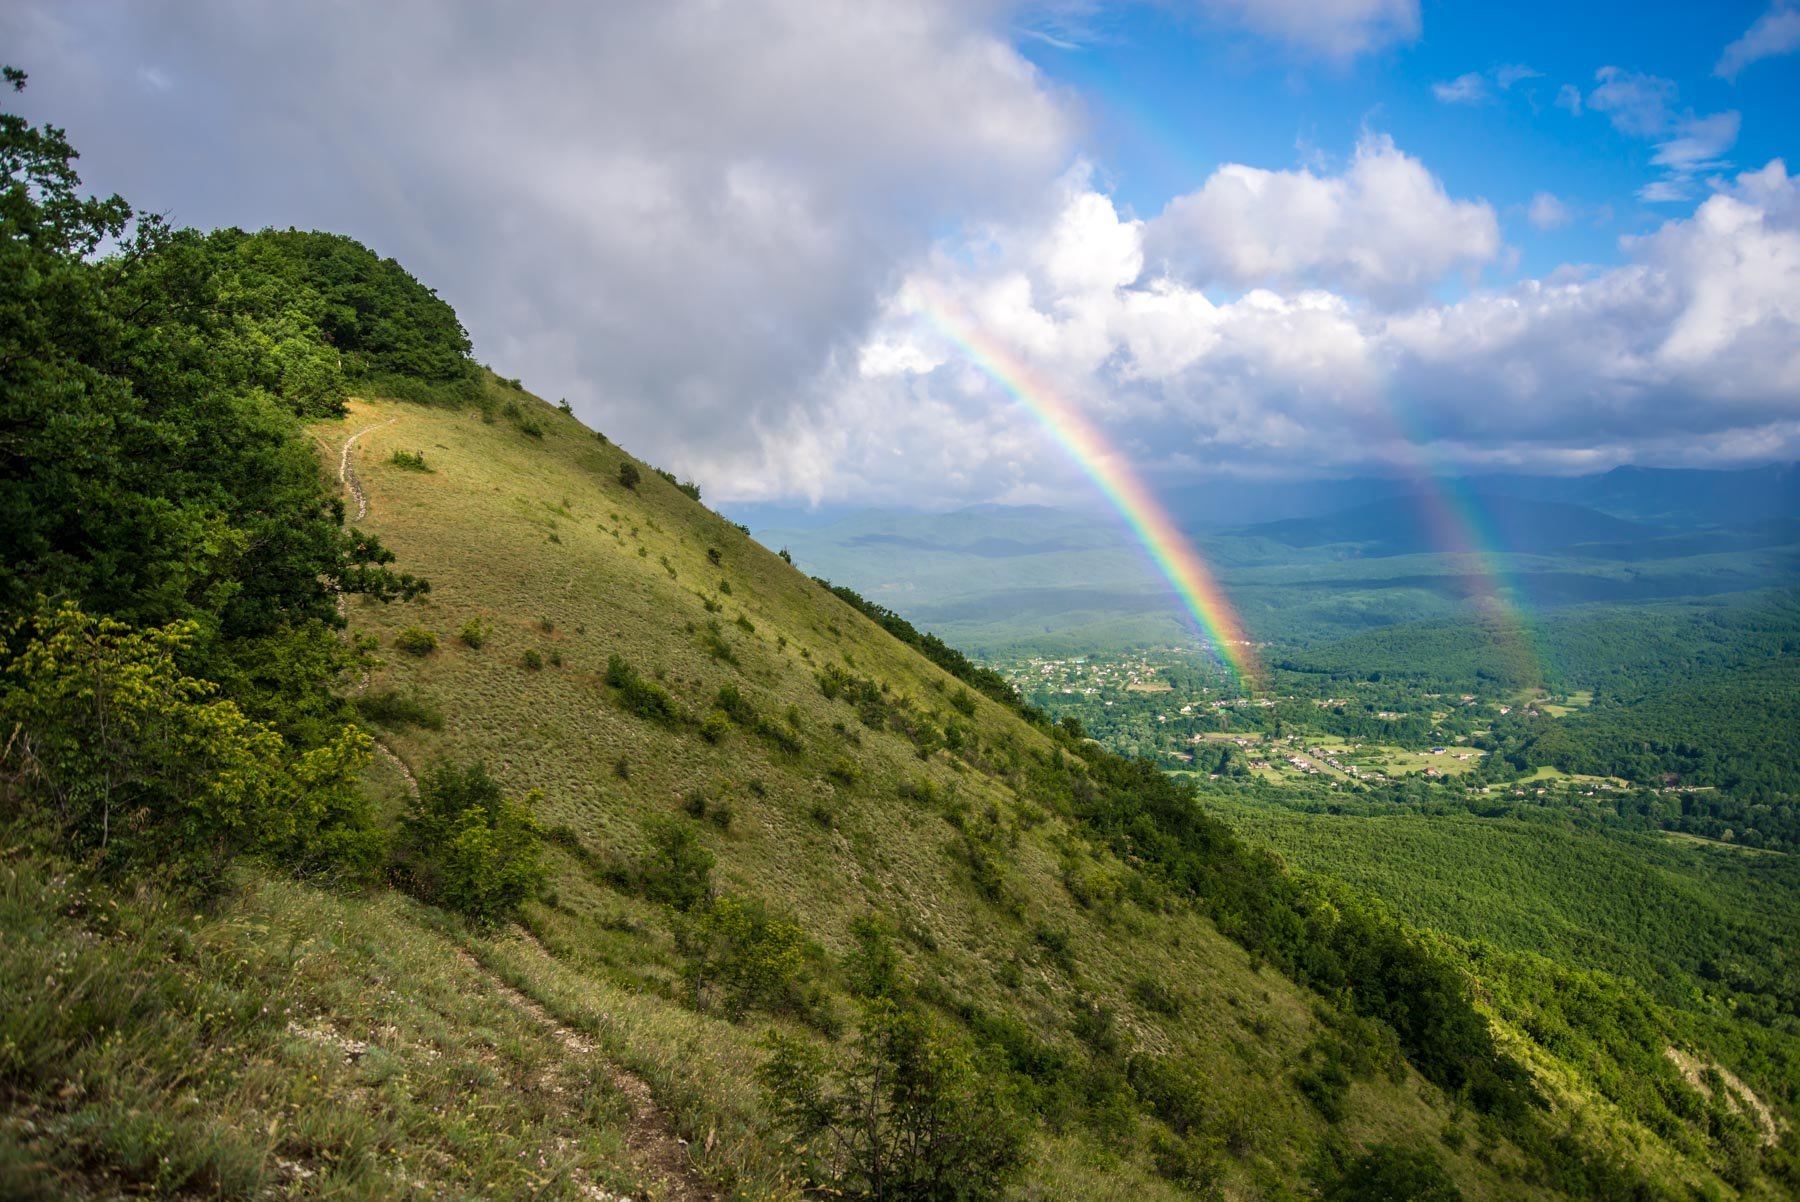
[{"xmin": 815, "ymin": 579, "xmax": 1022, "ymax": 708}]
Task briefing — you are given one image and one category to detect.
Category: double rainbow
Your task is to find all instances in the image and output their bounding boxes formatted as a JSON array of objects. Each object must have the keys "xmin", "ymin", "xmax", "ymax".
[{"xmin": 919, "ymin": 299, "xmax": 1263, "ymax": 688}]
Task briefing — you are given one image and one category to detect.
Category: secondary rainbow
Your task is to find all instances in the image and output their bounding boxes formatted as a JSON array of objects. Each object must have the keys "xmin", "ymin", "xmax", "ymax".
[{"xmin": 918, "ymin": 300, "xmax": 1263, "ymax": 688}]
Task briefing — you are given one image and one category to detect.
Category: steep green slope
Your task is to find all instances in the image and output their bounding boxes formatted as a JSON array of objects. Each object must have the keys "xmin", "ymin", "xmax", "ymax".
[
  {"xmin": 304, "ymin": 382, "xmax": 1784, "ymax": 1199},
  {"xmin": 323, "ymin": 387, "xmax": 1503, "ymax": 1199}
]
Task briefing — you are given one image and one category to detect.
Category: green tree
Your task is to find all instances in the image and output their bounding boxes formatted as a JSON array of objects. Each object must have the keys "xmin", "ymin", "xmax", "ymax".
[
  {"xmin": 759, "ymin": 996, "xmax": 1024, "ymax": 1201},
  {"xmin": 0, "ymin": 600, "xmax": 376, "ymax": 884},
  {"xmin": 393, "ymin": 763, "xmax": 545, "ymax": 922}
]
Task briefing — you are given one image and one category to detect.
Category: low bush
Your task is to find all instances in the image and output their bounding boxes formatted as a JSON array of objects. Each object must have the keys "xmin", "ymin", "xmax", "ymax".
[
  {"xmin": 394, "ymin": 627, "xmax": 438, "ymax": 656},
  {"xmin": 634, "ymin": 815, "xmax": 714, "ymax": 910},
  {"xmin": 457, "ymin": 618, "xmax": 491, "ymax": 648},
  {"xmin": 604, "ymin": 654, "xmax": 682, "ymax": 726},
  {"xmin": 678, "ymin": 894, "xmax": 814, "ymax": 1018},
  {"xmin": 391, "ymin": 763, "xmax": 545, "ymax": 923},
  {"xmin": 388, "ymin": 448, "xmax": 432, "ymax": 472},
  {"xmin": 759, "ymin": 997, "xmax": 1025, "ymax": 1200},
  {"xmin": 618, "ymin": 462, "xmax": 640, "ymax": 490}
]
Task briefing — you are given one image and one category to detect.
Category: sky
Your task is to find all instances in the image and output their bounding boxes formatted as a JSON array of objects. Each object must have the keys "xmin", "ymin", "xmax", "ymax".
[{"xmin": 5, "ymin": 0, "xmax": 1799, "ymax": 507}]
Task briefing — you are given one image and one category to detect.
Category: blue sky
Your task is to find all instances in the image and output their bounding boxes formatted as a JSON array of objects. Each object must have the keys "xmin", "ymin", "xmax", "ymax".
[
  {"xmin": 5, "ymin": 1, "xmax": 1797, "ymax": 503},
  {"xmin": 1023, "ymin": 2, "xmax": 1799, "ymax": 281}
]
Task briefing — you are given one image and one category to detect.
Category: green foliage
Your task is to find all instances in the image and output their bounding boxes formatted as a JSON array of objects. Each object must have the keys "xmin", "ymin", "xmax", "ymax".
[
  {"xmin": 633, "ymin": 815, "xmax": 714, "ymax": 910},
  {"xmin": 1318, "ymin": 1143, "xmax": 1463, "ymax": 1202},
  {"xmin": 677, "ymin": 894, "xmax": 815, "ymax": 1019},
  {"xmin": 0, "ymin": 601, "xmax": 378, "ymax": 884},
  {"xmin": 604, "ymin": 654, "xmax": 682, "ymax": 726},
  {"xmin": 759, "ymin": 997, "xmax": 1025, "ymax": 1200},
  {"xmin": 457, "ymin": 617, "xmax": 491, "ymax": 648},
  {"xmin": 392, "ymin": 763, "xmax": 544, "ymax": 923},
  {"xmin": 388, "ymin": 449, "xmax": 432, "ymax": 472},
  {"xmin": 617, "ymin": 462, "xmax": 641, "ymax": 490},
  {"xmin": 653, "ymin": 467, "xmax": 702, "ymax": 501},
  {"xmin": 393, "ymin": 626, "xmax": 438, "ymax": 656},
  {"xmin": 521, "ymin": 648, "xmax": 544, "ymax": 671}
]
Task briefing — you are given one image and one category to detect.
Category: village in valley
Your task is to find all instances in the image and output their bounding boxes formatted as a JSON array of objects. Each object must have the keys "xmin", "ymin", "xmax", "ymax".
[{"xmin": 993, "ymin": 646, "xmax": 1633, "ymax": 799}]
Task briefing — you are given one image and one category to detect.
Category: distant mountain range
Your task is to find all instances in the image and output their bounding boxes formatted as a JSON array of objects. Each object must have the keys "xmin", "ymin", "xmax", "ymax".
[
  {"xmin": 742, "ymin": 463, "xmax": 1800, "ymax": 653},
  {"xmin": 1234, "ymin": 495, "xmax": 1660, "ymax": 557},
  {"xmin": 1162, "ymin": 462, "xmax": 1799, "ymax": 529}
]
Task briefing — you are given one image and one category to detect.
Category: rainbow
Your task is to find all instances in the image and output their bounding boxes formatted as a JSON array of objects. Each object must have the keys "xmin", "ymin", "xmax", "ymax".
[
  {"xmin": 917, "ymin": 299, "xmax": 1264, "ymax": 688},
  {"xmin": 1379, "ymin": 431, "xmax": 1546, "ymax": 690}
]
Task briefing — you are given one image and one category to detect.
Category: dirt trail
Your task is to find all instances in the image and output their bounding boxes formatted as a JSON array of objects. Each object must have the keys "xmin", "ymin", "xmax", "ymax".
[
  {"xmin": 339, "ymin": 416, "xmax": 396, "ymax": 522},
  {"xmin": 330, "ymin": 415, "xmax": 418, "ymax": 787},
  {"xmin": 455, "ymin": 946, "xmax": 719, "ymax": 1201}
]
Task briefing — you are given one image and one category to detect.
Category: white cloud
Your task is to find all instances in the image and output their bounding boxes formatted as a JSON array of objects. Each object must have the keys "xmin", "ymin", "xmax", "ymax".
[
  {"xmin": 1587, "ymin": 66, "xmax": 1678, "ymax": 137},
  {"xmin": 1191, "ymin": 0, "xmax": 1420, "ymax": 60},
  {"xmin": 1717, "ymin": 1, "xmax": 1800, "ymax": 80},
  {"xmin": 3, "ymin": 0, "xmax": 1076, "ymax": 503},
  {"xmin": 1585, "ymin": 68, "xmax": 1740, "ymax": 204},
  {"xmin": 1144, "ymin": 134, "xmax": 1500, "ymax": 306},
  {"xmin": 1651, "ymin": 110, "xmax": 1741, "ymax": 174},
  {"xmin": 1527, "ymin": 192, "xmax": 1571, "ymax": 230},
  {"xmin": 1555, "ymin": 83, "xmax": 1583, "ymax": 115},
  {"xmin": 1432, "ymin": 72, "xmax": 1488, "ymax": 104},
  {"xmin": 1493, "ymin": 63, "xmax": 1542, "ymax": 89},
  {"xmin": 816, "ymin": 158, "xmax": 1800, "ymax": 502},
  {"xmin": 1431, "ymin": 63, "xmax": 1539, "ymax": 105}
]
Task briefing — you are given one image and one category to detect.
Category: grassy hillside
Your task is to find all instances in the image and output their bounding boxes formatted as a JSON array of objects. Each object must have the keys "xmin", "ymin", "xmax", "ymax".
[
  {"xmin": 316, "ymin": 384, "xmax": 1513, "ymax": 1199},
  {"xmin": 8, "ymin": 372, "xmax": 1790, "ymax": 1197}
]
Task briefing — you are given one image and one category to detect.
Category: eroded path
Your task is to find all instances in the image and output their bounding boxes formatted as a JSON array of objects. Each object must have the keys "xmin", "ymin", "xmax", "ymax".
[
  {"xmin": 456, "ymin": 945, "xmax": 719, "ymax": 1201},
  {"xmin": 340, "ymin": 416, "xmax": 397, "ymax": 522}
]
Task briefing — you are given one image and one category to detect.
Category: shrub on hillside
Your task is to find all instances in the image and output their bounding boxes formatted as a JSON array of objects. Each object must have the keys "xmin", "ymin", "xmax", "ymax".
[
  {"xmin": 618, "ymin": 462, "xmax": 640, "ymax": 490},
  {"xmin": 394, "ymin": 627, "xmax": 437, "ymax": 656},
  {"xmin": 677, "ymin": 894, "xmax": 815, "ymax": 1019},
  {"xmin": 699, "ymin": 710, "xmax": 731, "ymax": 744},
  {"xmin": 634, "ymin": 815, "xmax": 714, "ymax": 910},
  {"xmin": 457, "ymin": 618, "xmax": 491, "ymax": 649},
  {"xmin": 605, "ymin": 654, "xmax": 681, "ymax": 726},
  {"xmin": 0, "ymin": 601, "xmax": 379, "ymax": 885},
  {"xmin": 392, "ymin": 763, "xmax": 544, "ymax": 923},
  {"xmin": 389, "ymin": 449, "xmax": 432, "ymax": 472},
  {"xmin": 759, "ymin": 997, "xmax": 1025, "ymax": 1201},
  {"xmin": 1319, "ymin": 1144, "xmax": 1463, "ymax": 1202}
]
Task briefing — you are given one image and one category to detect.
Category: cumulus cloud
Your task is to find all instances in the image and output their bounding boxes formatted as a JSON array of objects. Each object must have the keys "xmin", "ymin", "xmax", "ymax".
[
  {"xmin": 1144, "ymin": 134, "xmax": 1500, "ymax": 307},
  {"xmin": 1191, "ymin": 0, "xmax": 1420, "ymax": 61},
  {"xmin": 1555, "ymin": 83, "xmax": 1584, "ymax": 115},
  {"xmin": 1717, "ymin": 1, "xmax": 1800, "ymax": 80},
  {"xmin": 1, "ymin": 0, "xmax": 1075, "ymax": 501},
  {"xmin": 819, "ymin": 158, "xmax": 1800, "ymax": 502}
]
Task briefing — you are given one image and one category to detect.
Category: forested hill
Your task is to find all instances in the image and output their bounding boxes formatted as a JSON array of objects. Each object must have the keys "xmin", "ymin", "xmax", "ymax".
[{"xmin": 3, "ymin": 77, "xmax": 1795, "ymax": 1201}]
